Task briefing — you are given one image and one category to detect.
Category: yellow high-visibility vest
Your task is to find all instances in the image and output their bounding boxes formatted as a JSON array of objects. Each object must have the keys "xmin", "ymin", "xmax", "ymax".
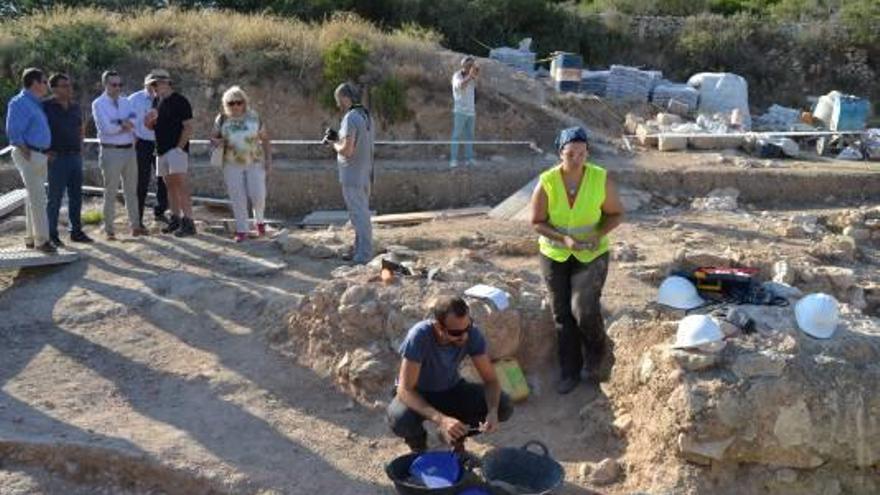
[{"xmin": 538, "ymin": 162, "xmax": 610, "ymax": 263}]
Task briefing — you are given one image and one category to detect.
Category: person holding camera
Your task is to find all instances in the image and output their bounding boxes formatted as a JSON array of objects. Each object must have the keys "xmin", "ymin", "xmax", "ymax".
[
  {"xmin": 450, "ymin": 56, "xmax": 479, "ymax": 168},
  {"xmin": 323, "ymin": 82, "xmax": 374, "ymax": 265},
  {"xmin": 210, "ymin": 86, "xmax": 272, "ymax": 243},
  {"xmin": 92, "ymin": 70, "xmax": 143, "ymax": 240}
]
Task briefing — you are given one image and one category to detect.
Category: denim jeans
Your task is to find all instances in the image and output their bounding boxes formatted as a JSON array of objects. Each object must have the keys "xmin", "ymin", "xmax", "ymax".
[
  {"xmin": 47, "ymin": 153, "xmax": 84, "ymax": 238},
  {"xmin": 341, "ymin": 183, "xmax": 373, "ymax": 263},
  {"xmin": 450, "ymin": 112, "xmax": 475, "ymax": 164}
]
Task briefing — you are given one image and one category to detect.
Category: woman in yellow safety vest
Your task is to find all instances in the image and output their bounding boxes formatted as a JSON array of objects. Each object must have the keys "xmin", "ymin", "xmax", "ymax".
[{"xmin": 530, "ymin": 126, "xmax": 624, "ymax": 395}]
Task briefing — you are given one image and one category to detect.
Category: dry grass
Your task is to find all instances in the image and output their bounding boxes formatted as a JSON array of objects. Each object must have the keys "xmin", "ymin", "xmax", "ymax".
[{"xmin": 1, "ymin": 7, "xmax": 445, "ymax": 82}]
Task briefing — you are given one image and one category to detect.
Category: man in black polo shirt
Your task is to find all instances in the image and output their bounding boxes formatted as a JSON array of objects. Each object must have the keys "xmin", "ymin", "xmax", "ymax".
[
  {"xmin": 44, "ymin": 73, "xmax": 92, "ymax": 245},
  {"xmin": 148, "ymin": 69, "xmax": 195, "ymax": 237}
]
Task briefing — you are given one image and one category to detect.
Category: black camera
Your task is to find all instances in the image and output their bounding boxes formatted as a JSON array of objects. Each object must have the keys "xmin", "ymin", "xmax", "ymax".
[{"xmin": 322, "ymin": 127, "xmax": 339, "ymax": 143}]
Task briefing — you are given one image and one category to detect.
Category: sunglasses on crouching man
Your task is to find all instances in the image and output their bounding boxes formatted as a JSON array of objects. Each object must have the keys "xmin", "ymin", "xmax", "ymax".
[{"xmin": 441, "ymin": 318, "xmax": 473, "ymax": 338}]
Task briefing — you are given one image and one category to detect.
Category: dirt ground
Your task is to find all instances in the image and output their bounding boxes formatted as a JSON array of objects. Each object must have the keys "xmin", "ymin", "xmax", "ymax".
[{"xmin": 1, "ymin": 189, "xmax": 875, "ymax": 494}]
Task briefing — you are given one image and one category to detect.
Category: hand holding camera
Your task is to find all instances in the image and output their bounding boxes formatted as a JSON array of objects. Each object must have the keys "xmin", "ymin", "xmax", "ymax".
[{"xmin": 322, "ymin": 127, "xmax": 339, "ymax": 145}]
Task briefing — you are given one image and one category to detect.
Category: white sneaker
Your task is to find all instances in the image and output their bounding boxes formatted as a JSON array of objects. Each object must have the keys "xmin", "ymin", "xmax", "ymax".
[{"xmin": 450, "ymin": 161, "xmax": 459, "ymax": 168}]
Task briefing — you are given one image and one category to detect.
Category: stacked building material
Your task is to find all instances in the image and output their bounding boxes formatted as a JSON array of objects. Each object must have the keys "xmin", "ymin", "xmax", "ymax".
[
  {"xmin": 489, "ymin": 46, "xmax": 536, "ymax": 75},
  {"xmin": 581, "ymin": 70, "xmax": 610, "ymax": 96},
  {"xmin": 651, "ymin": 83, "xmax": 699, "ymax": 115},
  {"xmin": 606, "ymin": 65, "xmax": 663, "ymax": 103},
  {"xmin": 551, "ymin": 53, "xmax": 583, "ymax": 92}
]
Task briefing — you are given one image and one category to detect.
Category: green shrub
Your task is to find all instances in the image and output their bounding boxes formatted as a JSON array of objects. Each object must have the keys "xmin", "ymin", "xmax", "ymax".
[
  {"xmin": 370, "ymin": 77, "xmax": 411, "ymax": 127},
  {"xmin": 320, "ymin": 38, "xmax": 369, "ymax": 110},
  {"xmin": 840, "ymin": 0, "xmax": 880, "ymax": 46},
  {"xmin": 0, "ymin": 77, "xmax": 17, "ymax": 146},
  {"xmin": 10, "ymin": 19, "xmax": 129, "ymax": 81}
]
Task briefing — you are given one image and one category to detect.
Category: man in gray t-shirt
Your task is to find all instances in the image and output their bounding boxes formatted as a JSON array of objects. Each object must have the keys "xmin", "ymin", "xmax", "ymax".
[
  {"xmin": 328, "ymin": 82, "xmax": 374, "ymax": 264},
  {"xmin": 386, "ymin": 296, "xmax": 513, "ymax": 453}
]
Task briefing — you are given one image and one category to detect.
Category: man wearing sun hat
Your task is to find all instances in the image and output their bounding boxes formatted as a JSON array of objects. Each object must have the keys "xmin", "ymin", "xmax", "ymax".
[{"xmin": 148, "ymin": 69, "xmax": 196, "ymax": 237}]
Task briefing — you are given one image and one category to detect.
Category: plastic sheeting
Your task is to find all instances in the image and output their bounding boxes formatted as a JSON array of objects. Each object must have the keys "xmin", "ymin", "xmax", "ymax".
[
  {"xmin": 754, "ymin": 104, "xmax": 801, "ymax": 131},
  {"xmin": 687, "ymin": 72, "xmax": 751, "ymax": 130}
]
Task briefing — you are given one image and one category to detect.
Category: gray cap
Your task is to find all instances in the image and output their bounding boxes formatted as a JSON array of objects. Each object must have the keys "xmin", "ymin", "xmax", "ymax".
[
  {"xmin": 334, "ymin": 82, "xmax": 361, "ymax": 104},
  {"xmin": 460, "ymin": 56, "xmax": 475, "ymax": 67},
  {"xmin": 144, "ymin": 69, "xmax": 171, "ymax": 85}
]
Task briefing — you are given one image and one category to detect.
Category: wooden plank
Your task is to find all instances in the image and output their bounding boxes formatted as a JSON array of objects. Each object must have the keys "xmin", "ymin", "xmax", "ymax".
[
  {"xmin": 300, "ymin": 210, "xmax": 375, "ymax": 226},
  {"xmin": 372, "ymin": 206, "xmax": 491, "ymax": 225},
  {"xmin": 0, "ymin": 248, "xmax": 79, "ymax": 270},
  {"xmin": 0, "ymin": 189, "xmax": 27, "ymax": 219},
  {"xmin": 79, "ymin": 185, "xmax": 231, "ymax": 207}
]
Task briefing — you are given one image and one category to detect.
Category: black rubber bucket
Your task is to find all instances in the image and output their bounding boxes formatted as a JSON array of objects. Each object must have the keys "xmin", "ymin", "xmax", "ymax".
[
  {"xmin": 386, "ymin": 452, "xmax": 481, "ymax": 495},
  {"xmin": 481, "ymin": 441, "xmax": 564, "ymax": 494}
]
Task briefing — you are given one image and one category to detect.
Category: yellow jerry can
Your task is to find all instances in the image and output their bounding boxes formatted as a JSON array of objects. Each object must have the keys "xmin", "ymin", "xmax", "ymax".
[{"xmin": 494, "ymin": 358, "xmax": 530, "ymax": 402}]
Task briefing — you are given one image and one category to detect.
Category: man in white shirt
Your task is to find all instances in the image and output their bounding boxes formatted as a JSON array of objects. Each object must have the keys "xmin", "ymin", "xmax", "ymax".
[
  {"xmin": 92, "ymin": 70, "xmax": 144, "ymax": 239},
  {"xmin": 450, "ymin": 56, "xmax": 478, "ymax": 168},
  {"xmin": 128, "ymin": 72, "xmax": 169, "ymax": 228}
]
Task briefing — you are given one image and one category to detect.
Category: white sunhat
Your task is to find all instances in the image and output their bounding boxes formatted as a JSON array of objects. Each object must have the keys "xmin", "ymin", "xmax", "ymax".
[
  {"xmin": 673, "ymin": 314, "xmax": 725, "ymax": 351},
  {"xmin": 795, "ymin": 293, "xmax": 840, "ymax": 339},
  {"xmin": 657, "ymin": 276, "xmax": 705, "ymax": 310}
]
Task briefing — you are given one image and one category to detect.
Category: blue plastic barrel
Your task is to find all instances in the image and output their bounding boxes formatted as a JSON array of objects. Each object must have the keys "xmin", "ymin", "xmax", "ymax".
[{"xmin": 834, "ymin": 96, "xmax": 870, "ymax": 131}]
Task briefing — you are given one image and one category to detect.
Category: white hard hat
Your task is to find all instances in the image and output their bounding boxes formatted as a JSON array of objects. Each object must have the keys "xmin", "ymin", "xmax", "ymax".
[
  {"xmin": 795, "ymin": 293, "xmax": 839, "ymax": 339},
  {"xmin": 657, "ymin": 276, "xmax": 705, "ymax": 310},
  {"xmin": 673, "ymin": 315, "xmax": 725, "ymax": 350}
]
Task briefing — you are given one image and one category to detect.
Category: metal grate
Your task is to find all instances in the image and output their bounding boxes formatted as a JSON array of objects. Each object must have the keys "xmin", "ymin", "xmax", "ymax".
[
  {"xmin": 0, "ymin": 248, "xmax": 80, "ymax": 270},
  {"xmin": 0, "ymin": 189, "xmax": 27, "ymax": 219}
]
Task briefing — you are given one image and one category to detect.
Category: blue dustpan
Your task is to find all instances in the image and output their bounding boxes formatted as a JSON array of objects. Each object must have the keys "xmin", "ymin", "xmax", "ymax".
[{"xmin": 409, "ymin": 452, "xmax": 462, "ymax": 488}]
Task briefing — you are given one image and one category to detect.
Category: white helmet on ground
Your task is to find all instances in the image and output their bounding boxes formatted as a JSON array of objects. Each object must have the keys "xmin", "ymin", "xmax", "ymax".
[
  {"xmin": 673, "ymin": 315, "xmax": 725, "ymax": 351},
  {"xmin": 657, "ymin": 276, "xmax": 705, "ymax": 310},
  {"xmin": 795, "ymin": 293, "xmax": 839, "ymax": 339}
]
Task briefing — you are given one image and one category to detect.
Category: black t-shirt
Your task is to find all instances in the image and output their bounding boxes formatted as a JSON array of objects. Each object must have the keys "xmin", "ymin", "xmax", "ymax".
[
  {"xmin": 43, "ymin": 98, "xmax": 83, "ymax": 153},
  {"xmin": 155, "ymin": 92, "xmax": 192, "ymax": 155}
]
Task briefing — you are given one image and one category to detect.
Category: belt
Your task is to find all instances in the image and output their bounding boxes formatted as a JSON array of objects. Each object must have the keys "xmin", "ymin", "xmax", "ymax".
[
  {"xmin": 136, "ymin": 138, "xmax": 155, "ymax": 144},
  {"xmin": 26, "ymin": 145, "xmax": 50, "ymax": 154},
  {"xmin": 100, "ymin": 143, "xmax": 134, "ymax": 149}
]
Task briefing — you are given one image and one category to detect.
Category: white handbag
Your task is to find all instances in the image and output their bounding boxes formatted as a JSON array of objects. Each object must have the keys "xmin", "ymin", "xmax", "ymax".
[{"xmin": 211, "ymin": 112, "xmax": 226, "ymax": 167}]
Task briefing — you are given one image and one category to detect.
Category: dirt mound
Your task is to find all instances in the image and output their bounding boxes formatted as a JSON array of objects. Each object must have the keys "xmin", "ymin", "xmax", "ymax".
[
  {"xmin": 277, "ymin": 249, "xmax": 555, "ymax": 406},
  {"xmin": 597, "ymin": 249, "xmax": 880, "ymax": 494}
]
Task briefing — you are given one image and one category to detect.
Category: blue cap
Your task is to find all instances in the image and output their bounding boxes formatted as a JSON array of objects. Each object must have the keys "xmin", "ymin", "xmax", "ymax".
[
  {"xmin": 409, "ymin": 452, "xmax": 461, "ymax": 488},
  {"xmin": 555, "ymin": 126, "xmax": 589, "ymax": 152}
]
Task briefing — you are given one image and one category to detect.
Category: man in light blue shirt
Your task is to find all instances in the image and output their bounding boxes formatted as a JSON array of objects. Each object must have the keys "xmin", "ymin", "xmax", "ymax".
[
  {"xmin": 128, "ymin": 72, "xmax": 169, "ymax": 227},
  {"xmin": 5, "ymin": 67, "xmax": 56, "ymax": 253}
]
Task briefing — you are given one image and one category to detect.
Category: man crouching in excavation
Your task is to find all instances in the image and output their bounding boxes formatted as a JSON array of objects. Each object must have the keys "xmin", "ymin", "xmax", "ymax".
[{"xmin": 387, "ymin": 295, "xmax": 513, "ymax": 453}]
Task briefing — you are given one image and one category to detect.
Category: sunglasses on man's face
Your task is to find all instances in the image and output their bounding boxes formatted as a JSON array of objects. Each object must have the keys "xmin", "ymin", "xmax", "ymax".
[
  {"xmin": 109, "ymin": 82, "xmax": 124, "ymax": 88},
  {"xmin": 226, "ymin": 100, "xmax": 244, "ymax": 106},
  {"xmin": 444, "ymin": 320, "xmax": 473, "ymax": 338}
]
